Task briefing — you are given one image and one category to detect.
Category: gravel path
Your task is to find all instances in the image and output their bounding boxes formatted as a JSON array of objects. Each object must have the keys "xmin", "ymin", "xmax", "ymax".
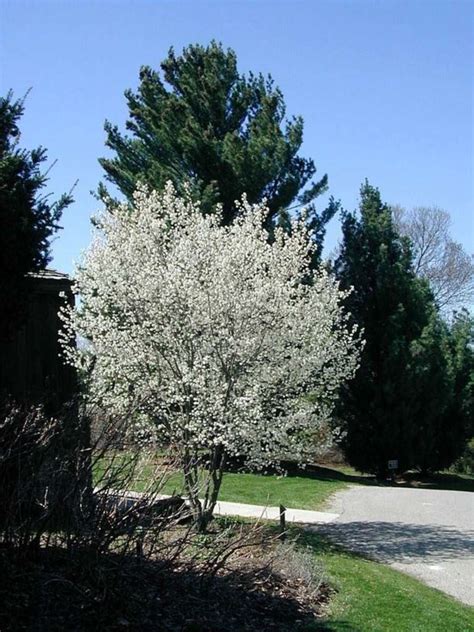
[{"xmin": 315, "ymin": 485, "xmax": 474, "ymax": 605}]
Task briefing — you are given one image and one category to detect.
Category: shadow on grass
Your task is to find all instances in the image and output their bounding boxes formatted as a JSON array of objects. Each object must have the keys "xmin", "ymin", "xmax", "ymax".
[
  {"xmin": 224, "ymin": 458, "xmax": 377, "ymax": 485},
  {"xmin": 297, "ymin": 530, "xmax": 359, "ymax": 559},
  {"xmin": 308, "ymin": 622, "xmax": 363, "ymax": 631},
  {"xmin": 285, "ymin": 463, "xmax": 378, "ymax": 486},
  {"xmin": 284, "ymin": 463, "xmax": 474, "ymax": 493},
  {"xmin": 396, "ymin": 471, "xmax": 474, "ymax": 493}
]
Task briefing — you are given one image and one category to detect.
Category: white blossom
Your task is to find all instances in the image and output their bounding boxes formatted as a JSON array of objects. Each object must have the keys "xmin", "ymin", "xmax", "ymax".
[{"xmin": 61, "ymin": 183, "xmax": 361, "ymax": 523}]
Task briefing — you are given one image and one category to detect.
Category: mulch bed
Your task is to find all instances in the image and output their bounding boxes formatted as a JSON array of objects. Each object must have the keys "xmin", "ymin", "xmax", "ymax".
[
  {"xmin": 0, "ymin": 537, "xmax": 333, "ymax": 631},
  {"xmin": 151, "ymin": 561, "xmax": 333, "ymax": 631}
]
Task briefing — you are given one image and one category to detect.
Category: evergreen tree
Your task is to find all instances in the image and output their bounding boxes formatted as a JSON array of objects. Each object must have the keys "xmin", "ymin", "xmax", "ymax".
[
  {"xmin": 409, "ymin": 312, "xmax": 453, "ymax": 473},
  {"xmin": 334, "ymin": 181, "xmax": 434, "ymax": 476},
  {"xmin": 438, "ymin": 312, "xmax": 473, "ymax": 469},
  {"xmin": 448, "ymin": 311, "xmax": 474, "ymax": 445},
  {"xmin": 0, "ymin": 91, "xmax": 73, "ymax": 339},
  {"xmin": 99, "ymin": 41, "xmax": 335, "ymax": 259},
  {"xmin": 410, "ymin": 310, "xmax": 474, "ymax": 473}
]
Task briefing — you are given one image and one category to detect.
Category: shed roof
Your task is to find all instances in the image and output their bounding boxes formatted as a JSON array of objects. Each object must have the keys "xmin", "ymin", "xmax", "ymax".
[{"xmin": 28, "ymin": 269, "xmax": 71, "ymax": 281}]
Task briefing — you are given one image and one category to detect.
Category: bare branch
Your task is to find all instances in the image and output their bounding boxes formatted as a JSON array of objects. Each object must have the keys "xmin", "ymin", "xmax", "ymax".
[{"xmin": 392, "ymin": 205, "xmax": 474, "ymax": 312}]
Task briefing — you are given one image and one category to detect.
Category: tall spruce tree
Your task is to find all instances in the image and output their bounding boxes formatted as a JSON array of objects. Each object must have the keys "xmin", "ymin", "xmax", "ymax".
[
  {"xmin": 334, "ymin": 181, "xmax": 435, "ymax": 476},
  {"xmin": 410, "ymin": 309, "xmax": 474, "ymax": 473},
  {"xmin": 437, "ymin": 312, "xmax": 473, "ymax": 469},
  {"xmin": 409, "ymin": 312, "xmax": 453, "ymax": 473},
  {"xmin": 0, "ymin": 91, "xmax": 73, "ymax": 339},
  {"xmin": 99, "ymin": 41, "xmax": 335, "ymax": 259}
]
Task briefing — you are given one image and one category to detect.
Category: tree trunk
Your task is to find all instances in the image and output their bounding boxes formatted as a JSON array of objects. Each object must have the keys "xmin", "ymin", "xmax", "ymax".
[
  {"xmin": 182, "ymin": 449, "xmax": 203, "ymax": 527},
  {"xmin": 200, "ymin": 445, "xmax": 225, "ymax": 531},
  {"xmin": 182, "ymin": 446, "xmax": 225, "ymax": 532}
]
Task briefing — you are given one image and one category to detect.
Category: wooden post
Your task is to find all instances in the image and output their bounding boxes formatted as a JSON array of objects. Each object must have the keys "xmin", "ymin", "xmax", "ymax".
[
  {"xmin": 136, "ymin": 532, "xmax": 143, "ymax": 560},
  {"xmin": 279, "ymin": 504, "xmax": 286, "ymax": 540}
]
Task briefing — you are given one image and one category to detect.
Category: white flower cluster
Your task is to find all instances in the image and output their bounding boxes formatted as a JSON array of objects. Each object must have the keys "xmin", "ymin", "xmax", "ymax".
[{"xmin": 61, "ymin": 183, "xmax": 361, "ymax": 468}]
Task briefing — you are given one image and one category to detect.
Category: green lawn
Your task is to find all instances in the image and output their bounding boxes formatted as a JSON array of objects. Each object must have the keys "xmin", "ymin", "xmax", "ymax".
[
  {"xmin": 300, "ymin": 532, "xmax": 473, "ymax": 632},
  {"xmin": 163, "ymin": 467, "xmax": 474, "ymax": 505},
  {"xmin": 96, "ymin": 455, "xmax": 370, "ymax": 510},
  {"xmin": 96, "ymin": 453, "xmax": 473, "ymax": 512},
  {"xmin": 162, "ymin": 469, "xmax": 358, "ymax": 510}
]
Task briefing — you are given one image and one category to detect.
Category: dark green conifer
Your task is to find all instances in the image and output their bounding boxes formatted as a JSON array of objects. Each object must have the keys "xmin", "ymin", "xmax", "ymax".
[
  {"xmin": 100, "ymin": 41, "xmax": 335, "ymax": 260},
  {"xmin": 334, "ymin": 181, "xmax": 433, "ymax": 476},
  {"xmin": 0, "ymin": 92, "xmax": 73, "ymax": 339}
]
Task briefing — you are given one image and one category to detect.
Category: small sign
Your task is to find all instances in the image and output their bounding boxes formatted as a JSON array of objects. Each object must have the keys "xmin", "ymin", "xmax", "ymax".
[{"xmin": 388, "ymin": 459, "xmax": 398, "ymax": 470}]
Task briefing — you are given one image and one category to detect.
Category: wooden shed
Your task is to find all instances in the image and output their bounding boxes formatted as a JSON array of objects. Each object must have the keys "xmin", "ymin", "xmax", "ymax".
[
  {"xmin": 0, "ymin": 269, "xmax": 77, "ymax": 408},
  {"xmin": 0, "ymin": 270, "xmax": 90, "ymax": 533}
]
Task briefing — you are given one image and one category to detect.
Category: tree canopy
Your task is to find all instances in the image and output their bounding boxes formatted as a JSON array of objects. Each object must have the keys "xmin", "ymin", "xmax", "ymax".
[
  {"xmin": 62, "ymin": 183, "xmax": 360, "ymax": 529},
  {"xmin": 409, "ymin": 309, "xmax": 474, "ymax": 472},
  {"xmin": 0, "ymin": 91, "xmax": 73, "ymax": 339},
  {"xmin": 335, "ymin": 182, "xmax": 473, "ymax": 475},
  {"xmin": 392, "ymin": 205, "xmax": 474, "ymax": 312},
  {"xmin": 99, "ymin": 41, "xmax": 335, "ymax": 259},
  {"xmin": 334, "ymin": 182, "xmax": 436, "ymax": 475}
]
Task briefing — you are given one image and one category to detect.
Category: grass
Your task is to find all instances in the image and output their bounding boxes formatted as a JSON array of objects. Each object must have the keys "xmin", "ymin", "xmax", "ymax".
[
  {"xmin": 95, "ymin": 455, "xmax": 374, "ymax": 510},
  {"xmin": 299, "ymin": 532, "xmax": 474, "ymax": 632},
  {"xmin": 95, "ymin": 452, "xmax": 473, "ymax": 513},
  {"xmin": 162, "ymin": 469, "xmax": 356, "ymax": 510}
]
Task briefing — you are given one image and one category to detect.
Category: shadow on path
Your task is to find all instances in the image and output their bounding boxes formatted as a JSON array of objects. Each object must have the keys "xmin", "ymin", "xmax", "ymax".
[{"xmin": 315, "ymin": 520, "xmax": 474, "ymax": 564}]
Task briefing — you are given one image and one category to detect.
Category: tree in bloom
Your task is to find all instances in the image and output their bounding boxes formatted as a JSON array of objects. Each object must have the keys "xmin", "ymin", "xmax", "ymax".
[{"xmin": 61, "ymin": 183, "xmax": 360, "ymax": 530}]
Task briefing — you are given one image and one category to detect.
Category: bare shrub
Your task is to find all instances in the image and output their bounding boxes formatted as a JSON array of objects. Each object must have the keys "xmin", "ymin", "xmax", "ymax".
[
  {"xmin": 0, "ymin": 400, "xmax": 193, "ymax": 628},
  {"xmin": 0, "ymin": 400, "xmax": 81, "ymax": 548},
  {"xmin": 268, "ymin": 540, "xmax": 325, "ymax": 600},
  {"xmin": 0, "ymin": 401, "xmax": 332, "ymax": 630}
]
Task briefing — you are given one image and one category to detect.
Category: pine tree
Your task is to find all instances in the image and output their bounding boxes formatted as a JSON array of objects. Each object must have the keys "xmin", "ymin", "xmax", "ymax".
[
  {"xmin": 99, "ymin": 41, "xmax": 336, "ymax": 259},
  {"xmin": 437, "ymin": 312, "xmax": 473, "ymax": 469},
  {"xmin": 448, "ymin": 311, "xmax": 474, "ymax": 448},
  {"xmin": 0, "ymin": 91, "xmax": 73, "ymax": 339},
  {"xmin": 334, "ymin": 181, "xmax": 434, "ymax": 476},
  {"xmin": 409, "ymin": 312, "xmax": 453, "ymax": 473},
  {"xmin": 410, "ymin": 310, "xmax": 474, "ymax": 473}
]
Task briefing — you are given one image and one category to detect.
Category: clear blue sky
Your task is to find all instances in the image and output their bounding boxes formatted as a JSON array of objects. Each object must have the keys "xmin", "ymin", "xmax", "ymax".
[{"xmin": 1, "ymin": 0, "xmax": 472, "ymax": 274}]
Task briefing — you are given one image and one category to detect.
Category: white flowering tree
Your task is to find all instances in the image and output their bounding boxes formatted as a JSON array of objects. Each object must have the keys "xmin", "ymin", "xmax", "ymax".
[{"xmin": 61, "ymin": 183, "xmax": 360, "ymax": 530}]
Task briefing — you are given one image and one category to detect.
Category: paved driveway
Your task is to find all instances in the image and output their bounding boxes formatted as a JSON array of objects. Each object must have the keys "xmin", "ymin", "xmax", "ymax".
[{"xmin": 316, "ymin": 485, "xmax": 474, "ymax": 605}]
